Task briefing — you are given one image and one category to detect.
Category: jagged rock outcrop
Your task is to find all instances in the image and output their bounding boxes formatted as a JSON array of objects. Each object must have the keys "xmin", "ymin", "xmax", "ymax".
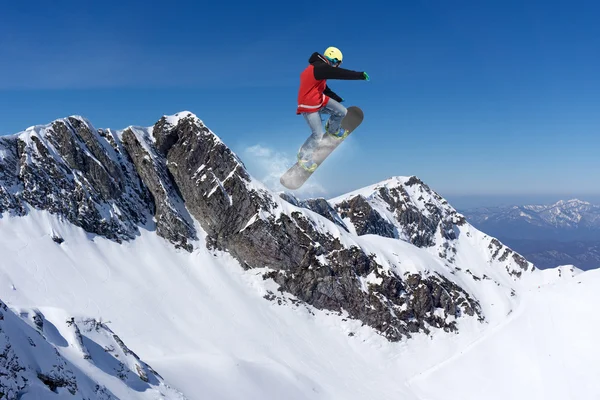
[
  {"xmin": 0, "ymin": 111, "xmax": 534, "ymax": 343},
  {"xmin": 279, "ymin": 193, "xmax": 349, "ymax": 231},
  {"xmin": 150, "ymin": 113, "xmax": 483, "ymax": 340},
  {"xmin": 120, "ymin": 125, "xmax": 196, "ymax": 251},
  {"xmin": 0, "ymin": 117, "xmax": 150, "ymax": 241},
  {"xmin": 334, "ymin": 176, "xmax": 462, "ymax": 247},
  {"xmin": 336, "ymin": 194, "xmax": 397, "ymax": 238},
  {"xmin": 18, "ymin": 118, "xmax": 150, "ymax": 242},
  {"xmin": 0, "ymin": 115, "xmax": 196, "ymax": 250},
  {"xmin": 264, "ymin": 252, "xmax": 481, "ymax": 340},
  {"xmin": 328, "ymin": 176, "xmax": 533, "ymax": 277},
  {"xmin": 0, "ymin": 300, "xmax": 186, "ymax": 399},
  {"xmin": 0, "ymin": 137, "xmax": 25, "ymax": 215},
  {"xmin": 0, "ymin": 300, "xmax": 116, "ymax": 399}
]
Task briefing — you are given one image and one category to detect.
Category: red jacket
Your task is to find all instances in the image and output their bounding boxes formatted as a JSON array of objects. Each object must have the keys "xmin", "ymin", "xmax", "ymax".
[{"xmin": 296, "ymin": 52, "xmax": 366, "ymax": 114}]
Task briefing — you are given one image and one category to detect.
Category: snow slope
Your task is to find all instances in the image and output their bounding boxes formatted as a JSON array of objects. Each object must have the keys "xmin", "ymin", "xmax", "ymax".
[
  {"xmin": 409, "ymin": 267, "xmax": 600, "ymax": 400},
  {"xmin": 0, "ymin": 300, "xmax": 184, "ymax": 399},
  {"xmin": 1, "ymin": 205, "xmax": 599, "ymax": 399},
  {"xmin": 328, "ymin": 176, "xmax": 541, "ymax": 322},
  {"xmin": 1, "ymin": 113, "xmax": 598, "ymax": 399}
]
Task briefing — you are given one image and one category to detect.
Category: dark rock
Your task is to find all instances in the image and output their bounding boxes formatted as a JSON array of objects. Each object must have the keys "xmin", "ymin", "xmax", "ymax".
[
  {"xmin": 0, "ymin": 137, "xmax": 25, "ymax": 216},
  {"xmin": 336, "ymin": 195, "xmax": 396, "ymax": 238},
  {"xmin": 0, "ymin": 113, "xmax": 496, "ymax": 343},
  {"xmin": 121, "ymin": 127, "xmax": 196, "ymax": 251},
  {"xmin": 11, "ymin": 118, "xmax": 151, "ymax": 242},
  {"xmin": 37, "ymin": 371, "xmax": 77, "ymax": 395},
  {"xmin": 153, "ymin": 115, "xmax": 484, "ymax": 341},
  {"xmin": 280, "ymin": 193, "xmax": 349, "ymax": 232},
  {"xmin": 52, "ymin": 235, "xmax": 64, "ymax": 244}
]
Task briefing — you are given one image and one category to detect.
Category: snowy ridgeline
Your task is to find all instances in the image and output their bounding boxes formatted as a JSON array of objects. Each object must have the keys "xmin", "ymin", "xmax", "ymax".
[
  {"xmin": 1, "ymin": 208, "xmax": 597, "ymax": 400},
  {"xmin": 0, "ymin": 110, "xmax": 537, "ymax": 343},
  {"xmin": 464, "ymin": 199, "xmax": 600, "ymax": 230},
  {"xmin": 0, "ymin": 299, "xmax": 185, "ymax": 399},
  {"xmin": 0, "ymin": 111, "xmax": 599, "ymax": 399}
]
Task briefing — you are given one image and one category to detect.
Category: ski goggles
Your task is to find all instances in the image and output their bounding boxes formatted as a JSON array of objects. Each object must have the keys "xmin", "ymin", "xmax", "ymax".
[{"xmin": 326, "ymin": 57, "xmax": 342, "ymax": 66}]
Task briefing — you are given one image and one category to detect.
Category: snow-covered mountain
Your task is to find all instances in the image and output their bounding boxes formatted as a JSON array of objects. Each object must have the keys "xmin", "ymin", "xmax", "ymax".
[
  {"xmin": 0, "ymin": 300, "xmax": 185, "ymax": 399},
  {"xmin": 462, "ymin": 199, "xmax": 600, "ymax": 241},
  {"xmin": 1, "ymin": 112, "xmax": 598, "ymax": 399},
  {"xmin": 462, "ymin": 200, "xmax": 600, "ymax": 270}
]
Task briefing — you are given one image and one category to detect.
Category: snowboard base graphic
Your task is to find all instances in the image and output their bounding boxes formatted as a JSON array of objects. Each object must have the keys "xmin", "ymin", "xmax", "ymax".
[{"xmin": 280, "ymin": 106, "xmax": 364, "ymax": 190}]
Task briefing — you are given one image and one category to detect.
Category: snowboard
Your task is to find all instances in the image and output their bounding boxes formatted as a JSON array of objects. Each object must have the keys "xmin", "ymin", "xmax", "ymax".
[{"xmin": 280, "ymin": 106, "xmax": 364, "ymax": 190}]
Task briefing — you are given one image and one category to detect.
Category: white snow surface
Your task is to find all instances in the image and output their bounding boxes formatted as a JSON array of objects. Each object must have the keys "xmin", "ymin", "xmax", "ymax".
[
  {"xmin": 162, "ymin": 111, "xmax": 201, "ymax": 128},
  {"xmin": 1, "ymin": 116, "xmax": 599, "ymax": 399},
  {"xmin": 326, "ymin": 176, "xmax": 550, "ymax": 320},
  {"xmin": 1, "ymin": 205, "xmax": 599, "ymax": 399}
]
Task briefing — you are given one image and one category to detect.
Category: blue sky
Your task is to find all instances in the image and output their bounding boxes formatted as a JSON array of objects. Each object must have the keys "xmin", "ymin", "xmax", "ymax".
[{"xmin": 1, "ymin": 0, "xmax": 598, "ymax": 204}]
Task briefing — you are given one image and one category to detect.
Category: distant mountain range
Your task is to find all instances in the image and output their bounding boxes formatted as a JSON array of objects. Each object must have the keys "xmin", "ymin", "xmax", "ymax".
[
  {"xmin": 462, "ymin": 199, "xmax": 600, "ymax": 240},
  {"xmin": 461, "ymin": 199, "xmax": 600, "ymax": 270}
]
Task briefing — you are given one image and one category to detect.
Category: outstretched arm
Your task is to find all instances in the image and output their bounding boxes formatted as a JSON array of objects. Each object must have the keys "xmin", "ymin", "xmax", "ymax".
[{"xmin": 313, "ymin": 63, "xmax": 366, "ymax": 80}]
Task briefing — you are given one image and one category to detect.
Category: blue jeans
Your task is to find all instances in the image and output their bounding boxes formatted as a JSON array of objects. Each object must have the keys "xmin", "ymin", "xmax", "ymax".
[{"xmin": 298, "ymin": 98, "xmax": 347, "ymax": 160}]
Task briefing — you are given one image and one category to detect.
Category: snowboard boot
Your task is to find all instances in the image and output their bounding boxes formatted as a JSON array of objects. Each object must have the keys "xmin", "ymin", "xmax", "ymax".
[
  {"xmin": 325, "ymin": 120, "xmax": 349, "ymax": 140},
  {"xmin": 297, "ymin": 154, "xmax": 318, "ymax": 172},
  {"xmin": 327, "ymin": 128, "xmax": 349, "ymax": 140}
]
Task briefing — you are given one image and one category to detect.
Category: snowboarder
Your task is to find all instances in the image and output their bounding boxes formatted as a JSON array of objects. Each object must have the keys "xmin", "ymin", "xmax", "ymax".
[{"xmin": 296, "ymin": 46, "xmax": 370, "ymax": 171}]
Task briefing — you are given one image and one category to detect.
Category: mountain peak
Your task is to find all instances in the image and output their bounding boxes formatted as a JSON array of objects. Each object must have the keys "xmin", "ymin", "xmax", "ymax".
[
  {"xmin": 161, "ymin": 111, "xmax": 202, "ymax": 127},
  {"xmin": 329, "ymin": 175, "xmax": 428, "ymax": 203},
  {"xmin": 1, "ymin": 110, "xmax": 535, "ymax": 346},
  {"xmin": 553, "ymin": 198, "xmax": 591, "ymax": 207},
  {"xmin": 17, "ymin": 115, "xmax": 95, "ymax": 140},
  {"xmin": 1, "ymin": 110, "xmax": 597, "ymax": 400}
]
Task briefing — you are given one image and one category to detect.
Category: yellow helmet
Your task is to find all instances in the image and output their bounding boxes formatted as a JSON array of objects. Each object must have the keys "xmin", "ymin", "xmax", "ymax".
[{"xmin": 324, "ymin": 46, "xmax": 343, "ymax": 65}]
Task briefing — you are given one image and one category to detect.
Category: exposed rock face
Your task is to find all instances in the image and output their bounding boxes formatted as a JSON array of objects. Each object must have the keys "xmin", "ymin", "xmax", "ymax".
[
  {"xmin": 328, "ymin": 176, "xmax": 532, "ymax": 277},
  {"xmin": 0, "ymin": 117, "xmax": 150, "ymax": 241},
  {"xmin": 0, "ymin": 299, "xmax": 186, "ymax": 399},
  {"xmin": 279, "ymin": 193, "xmax": 350, "ymax": 231},
  {"xmin": 158, "ymin": 113, "xmax": 263, "ymax": 248},
  {"xmin": 488, "ymin": 238, "xmax": 531, "ymax": 278},
  {"xmin": 151, "ymin": 114, "xmax": 483, "ymax": 341},
  {"xmin": 121, "ymin": 126, "xmax": 196, "ymax": 251},
  {"xmin": 0, "ymin": 137, "xmax": 25, "ymax": 215},
  {"xmin": 336, "ymin": 194, "xmax": 396, "ymax": 238},
  {"xmin": 0, "ymin": 111, "xmax": 535, "ymax": 343},
  {"xmin": 0, "ymin": 300, "xmax": 114, "ymax": 399},
  {"xmin": 27, "ymin": 118, "xmax": 153, "ymax": 242},
  {"xmin": 334, "ymin": 177, "xmax": 463, "ymax": 247},
  {"xmin": 0, "ymin": 116, "xmax": 196, "ymax": 250},
  {"xmin": 264, "ymin": 251, "xmax": 481, "ymax": 341}
]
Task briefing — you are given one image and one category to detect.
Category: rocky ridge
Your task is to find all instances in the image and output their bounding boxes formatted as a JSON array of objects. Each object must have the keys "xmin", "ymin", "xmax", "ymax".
[
  {"xmin": 0, "ymin": 298, "xmax": 185, "ymax": 399},
  {"xmin": 0, "ymin": 112, "xmax": 537, "ymax": 344}
]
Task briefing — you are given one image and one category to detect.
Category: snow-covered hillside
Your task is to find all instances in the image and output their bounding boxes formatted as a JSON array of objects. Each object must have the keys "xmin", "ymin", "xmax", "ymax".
[
  {"xmin": 408, "ymin": 265, "xmax": 600, "ymax": 400},
  {"xmin": 323, "ymin": 176, "xmax": 536, "ymax": 322},
  {"xmin": 1, "ymin": 112, "xmax": 599, "ymax": 399},
  {"xmin": 1, "ymin": 208, "xmax": 598, "ymax": 399},
  {"xmin": 0, "ymin": 293, "xmax": 184, "ymax": 399}
]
